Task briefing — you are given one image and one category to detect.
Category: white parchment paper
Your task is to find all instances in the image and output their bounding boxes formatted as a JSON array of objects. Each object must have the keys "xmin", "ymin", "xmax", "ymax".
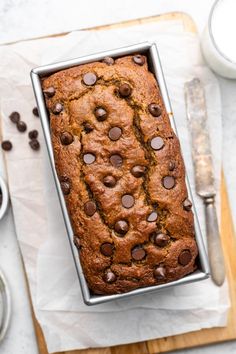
[{"xmin": 0, "ymin": 20, "xmax": 230, "ymax": 353}]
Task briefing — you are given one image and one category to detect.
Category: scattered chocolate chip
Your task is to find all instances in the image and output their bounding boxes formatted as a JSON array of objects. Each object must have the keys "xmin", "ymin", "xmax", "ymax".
[
  {"xmin": 52, "ymin": 103, "xmax": 63, "ymax": 114},
  {"xmin": 100, "ymin": 243, "xmax": 114, "ymax": 256},
  {"xmin": 60, "ymin": 176, "xmax": 71, "ymax": 195},
  {"xmin": 17, "ymin": 121, "xmax": 27, "ymax": 132},
  {"xmin": 122, "ymin": 194, "xmax": 134, "ymax": 209},
  {"xmin": 150, "ymin": 136, "xmax": 164, "ymax": 150},
  {"xmin": 147, "ymin": 211, "xmax": 158, "ymax": 222},
  {"xmin": 183, "ymin": 198, "xmax": 192, "ymax": 211},
  {"xmin": 152, "ymin": 232, "xmax": 170, "ymax": 247},
  {"xmin": 154, "ymin": 266, "xmax": 166, "ymax": 280},
  {"xmin": 83, "ymin": 122, "xmax": 93, "ymax": 133},
  {"xmin": 178, "ymin": 249, "xmax": 192, "ymax": 266},
  {"xmin": 103, "ymin": 269, "xmax": 117, "ymax": 283},
  {"xmin": 1, "ymin": 140, "xmax": 12, "ymax": 151},
  {"xmin": 32, "ymin": 107, "xmax": 39, "ymax": 117},
  {"xmin": 28, "ymin": 130, "xmax": 38, "ymax": 139},
  {"xmin": 131, "ymin": 246, "xmax": 146, "ymax": 261},
  {"xmin": 168, "ymin": 161, "xmax": 175, "ymax": 171},
  {"xmin": 94, "ymin": 107, "xmax": 107, "ymax": 121},
  {"xmin": 119, "ymin": 83, "xmax": 132, "ymax": 97},
  {"xmin": 103, "ymin": 175, "xmax": 116, "ymax": 188},
  {"xmin": 131, "ymin": 165, "xmax": 146, "ymax": 178},
  {"xmin": 108, "ymin": 127, "xmax": 122, "ymax": 141},
  {"xmin": 43, "ymin": 86, "xmax": 55, "ymax": 98},
  {"xmin": 162, "ymin": 176, "xmax": 176, "ymax": 189},
  {"xmin": 102, "ymin": 56, "xmax": 114, "ymax": 65},
  {"xmin": 133, "ymin": 54, "xmax": 145, "ymax": 65},
  {"xmin": 148, "ymin": 103, "xmax": 162, "ymax": 117},
  {"xmin": 60, "ymin": 131, "xmax": 74, "ymax": 145},
  {"xmin": 29, "ymin": 139, "xmax": 40, "ymax": 151},
  {"xmin": 114, "ymin": 220, "xmax": 129, "ymax": 235},
  {"xmin": 83, "ymin": 72, "xmax": 97, "ymax": 86},
  {"xmin": 9, "ymin": 111, "xmax": 20, "ymax": 124},
  {"xmin": 84, "ymin": 201, "xmax": 96, "ymax": 216},
  {"xmin": 110, "ymin": 154, "xmax": 123, "ymax": 168},
  {"xmin": 83, "ymin": 153, "xmax": 96, "ymax": 164}
]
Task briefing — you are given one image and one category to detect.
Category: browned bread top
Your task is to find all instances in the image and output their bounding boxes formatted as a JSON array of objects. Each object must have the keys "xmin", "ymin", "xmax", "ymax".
[{"xmin": 42, "ymin": 54, "xmax": 198, "ymax": 295}]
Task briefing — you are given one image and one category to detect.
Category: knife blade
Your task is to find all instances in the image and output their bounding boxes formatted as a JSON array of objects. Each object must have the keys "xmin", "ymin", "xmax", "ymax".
[{"xmin": 184, "ymin": 78, "xmax": 225, "ymax": 286}]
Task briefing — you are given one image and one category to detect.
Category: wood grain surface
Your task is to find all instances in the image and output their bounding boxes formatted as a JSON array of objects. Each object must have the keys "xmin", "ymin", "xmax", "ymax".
[{"xmin": 29, "ymin": 12, "xmax": 236, "ymax": 354}]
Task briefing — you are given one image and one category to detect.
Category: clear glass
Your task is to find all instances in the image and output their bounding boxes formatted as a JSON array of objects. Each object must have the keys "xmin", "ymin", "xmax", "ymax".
[{"xmin": 201, "ymin": 0, "xmax": 236, "ymax": 79}]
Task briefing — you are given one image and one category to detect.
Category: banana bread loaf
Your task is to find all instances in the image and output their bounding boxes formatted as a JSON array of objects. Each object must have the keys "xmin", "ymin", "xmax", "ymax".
[{"xmin": 42, "ymin": 54, "xmax": 198, "ymax": 295}]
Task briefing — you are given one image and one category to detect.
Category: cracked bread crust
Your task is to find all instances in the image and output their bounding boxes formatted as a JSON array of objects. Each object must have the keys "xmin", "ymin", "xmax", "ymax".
[{"xmin": 42, "ymin": 54, "xmax": 198, "ymax": 295}]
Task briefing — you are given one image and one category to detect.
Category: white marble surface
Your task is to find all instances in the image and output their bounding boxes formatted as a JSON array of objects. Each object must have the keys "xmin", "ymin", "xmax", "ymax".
[
  {"xmin": 0, "ymin": 1, "xmax": 235, "ymax": 354},
  {"xmin": 0, "ymin": 0, "xmax": 215, "ymax": 44}
]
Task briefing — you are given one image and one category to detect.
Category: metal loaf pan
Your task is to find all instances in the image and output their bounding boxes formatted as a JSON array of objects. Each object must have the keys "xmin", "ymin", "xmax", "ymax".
[{"xmin": 31, "ymin": 42, "xmax": 210, "ymax": 306}]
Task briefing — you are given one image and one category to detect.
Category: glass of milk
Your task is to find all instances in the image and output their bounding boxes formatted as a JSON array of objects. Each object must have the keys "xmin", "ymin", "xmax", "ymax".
[{"xmin": 201, "ymin": 0, "xmax": 236, "ymax": 78}]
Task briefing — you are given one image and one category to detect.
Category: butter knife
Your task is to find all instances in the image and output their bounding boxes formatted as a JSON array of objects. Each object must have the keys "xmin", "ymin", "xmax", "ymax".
[{"xmin": 184, "ymin": 78, "xmax": 225, "ymax": 286}]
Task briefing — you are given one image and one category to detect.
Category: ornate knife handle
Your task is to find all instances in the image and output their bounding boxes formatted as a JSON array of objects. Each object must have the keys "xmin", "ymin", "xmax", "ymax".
[{"xmin": 204, "ymin": 197, "xmax": 225, "ymax": 286}]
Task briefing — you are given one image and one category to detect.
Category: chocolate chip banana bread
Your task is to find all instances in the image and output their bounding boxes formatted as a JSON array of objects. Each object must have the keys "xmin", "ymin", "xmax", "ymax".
[{"xmin": 42, "ymin": 54, "xmax": 198, "ymax": 295}]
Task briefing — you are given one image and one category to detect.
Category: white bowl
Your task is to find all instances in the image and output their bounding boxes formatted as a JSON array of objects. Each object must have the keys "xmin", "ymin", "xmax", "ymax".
[
  {"xmin": 201, "ymin": 0, "xmax": 236, "ymax": 79},
  {"xmin": 0, "ymin": 268, "xmax": 11, "ymax": 342},
  {"xmin": 0, "ymin": 176, "xmax": 9, "ymax": 221}
]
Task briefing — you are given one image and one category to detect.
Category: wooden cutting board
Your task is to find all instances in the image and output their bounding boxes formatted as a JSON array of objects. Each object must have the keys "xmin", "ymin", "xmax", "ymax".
[{"xmin": 32, "ymin": 12, "xmax": 236, "ymax": 354}]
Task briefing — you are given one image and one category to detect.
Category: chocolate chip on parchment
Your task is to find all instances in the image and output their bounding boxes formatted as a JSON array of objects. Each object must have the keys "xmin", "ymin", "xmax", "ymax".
[
  {"xmin": 28, "ymin": 130, "xmax": 38, "ymax": 140},
  {"xmin": 1, "ymin": 140, "xmax": 12, "ymax": 151},
  {"xmin": 29, "ymin": 139, "xmax": 40, "ymax": 151},
  {"xmin": 17, "ymin": 121, "xmax": 27, "ymax": 132},
  {"xmin": 9, "ymin": 111, "xmax": 20, "ymax": 124},
  {"xmin": 32, "ymin": 107, "xmax": 39, "ymax": 117}
]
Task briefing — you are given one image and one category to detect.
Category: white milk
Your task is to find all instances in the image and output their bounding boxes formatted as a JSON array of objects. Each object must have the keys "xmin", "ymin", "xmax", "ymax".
[{"xmin": 201, "ymin": 0, "xmax": 236, "ymax": 78}]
